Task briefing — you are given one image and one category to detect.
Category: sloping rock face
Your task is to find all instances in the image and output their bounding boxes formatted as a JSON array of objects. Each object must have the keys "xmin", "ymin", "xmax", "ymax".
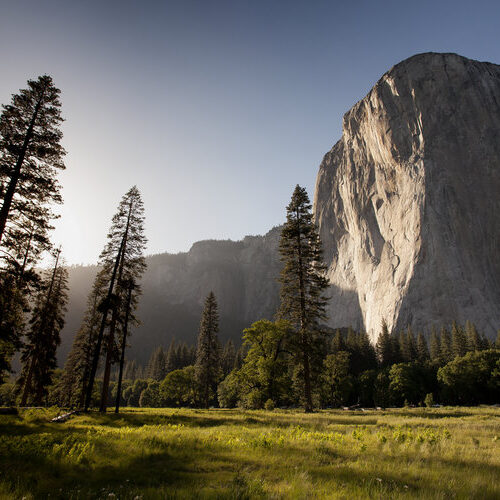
[
  {"xmin": 58, "ymin": 227, "xmax": 282, "ymax": 365},
  {"xmin": 314, "ymin": 52, "xmax": 500, "ymax": 341}
]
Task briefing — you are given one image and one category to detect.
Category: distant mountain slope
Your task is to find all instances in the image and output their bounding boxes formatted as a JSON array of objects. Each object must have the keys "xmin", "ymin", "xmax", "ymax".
[{"xmin": 59, "ymin": 227, "xmax": 282, "ymax": 366}]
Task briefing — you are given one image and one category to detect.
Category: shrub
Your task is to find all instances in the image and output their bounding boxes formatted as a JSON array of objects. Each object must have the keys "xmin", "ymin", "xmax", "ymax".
[
  {"xmin": 424, "ymin": 393, "xmax": 434, "ymax": 407},
  {"xmin": 264, "ymin": 399, "xmax": 275, "ymax": 411}
]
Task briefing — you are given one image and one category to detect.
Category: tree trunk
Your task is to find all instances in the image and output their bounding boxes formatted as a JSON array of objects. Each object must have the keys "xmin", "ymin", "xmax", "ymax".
[
  {"xmin": 99, "ymin": 306, "xmax": 118, "ymax": 412},
  {"xmin": 19, "ymin": 356, "xmax": 36, "ymax": 406},
  {"xmin": 96, "ymin": 200, "xmax": 133, "ymax": 412},
  {"xmin": 296, "ymin": 208, "xmax": 313, "ymax": 412},
  {"xmin": 115, "ymin": 283, "xmax": 133, "ymax": 413},
  {"xmin": 83, "ymin": 235, "xmax": 124, "ymax": 411}
]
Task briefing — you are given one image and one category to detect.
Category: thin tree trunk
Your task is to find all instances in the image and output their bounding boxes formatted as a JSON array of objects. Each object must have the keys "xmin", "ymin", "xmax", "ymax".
[
  {"xmin": 83, "ymin": 235, "xmax": 125, "ymax": 411},
  {"xmin": 115, "ymin": 283, "xmax": 133, "ymax": 413},
  {"xmin": 94, "ymin": 199, "xmax": 133, "ymax": 412},
  {"xmin": 20, "ymin": 356, "xmax": 36, "ymax": 406},
  {"xmin": 0, "ymin": 89, "xmax": 45, "ymax": 244},
  {"xmin": 99, "ymin": 307, "xmax": 118, "ymax": 412}
]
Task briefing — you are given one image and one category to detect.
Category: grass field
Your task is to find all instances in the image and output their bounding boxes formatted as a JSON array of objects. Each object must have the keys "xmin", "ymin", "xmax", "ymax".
[{"xmin": 0, "ymin": 406, "xmax": 499, "ymax": 499}]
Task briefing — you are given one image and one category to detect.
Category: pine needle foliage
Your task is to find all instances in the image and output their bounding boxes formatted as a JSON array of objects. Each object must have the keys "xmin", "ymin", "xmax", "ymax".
[
  {"xmin": 278, "ymin": 185, "xmax": 329, "ymax": 412},
  {"xmin": 19, "ymin": 252, "xmax": 68, "ymax": 406},
  {"xmin": 0, "ymin": 75, "xmax": 65, "ymax": 246},
  {"xmin": 195, "ymin": 291, "xmax": 222, "ymax": 408}
]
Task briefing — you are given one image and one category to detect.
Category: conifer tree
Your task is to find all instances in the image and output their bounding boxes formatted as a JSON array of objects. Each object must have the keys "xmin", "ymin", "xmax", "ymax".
[
  {"xmin": 278, "ymin": 185, "xmax": 329, "ymax": 412},
  {"xmin": 451, "ymin": 322, "xmax": 467, "ymax": 358},
  {"xmin": 398, "ymin": 331, "xmax": 409, "ymax": 362},
  {"xmin": 331, "ymin": 329, "xmax": 345, "ymax": 353},
  {"xmin": 84, "ymin": 186, "xmax": 146, "ymax": 412},
  {"xmin": 376, "ymin": 320, "xmax": 394, "ymax": 367},
  {"xmin": 58, "ymin": 270, "xmax": 107, "ymax": 407},
  {"xmin": 416, "ymin": 332, "xmax": 429, "ymax": 361},
  {"xmin": 147, "ymin": 346, "xmax": 166, "ymax": 381},
  {"xmin": 465, "ymin": 321, "xmax": 481, "ymax": 352},
  {"xmin": 123, "ymin": 359, "xmax": 139, "ymax": 380},
  {"xmin": 0, "ymin": 75, "xmax": 65, "ymax": 244},
  {"xmin": 440, "ymin": 327, "xmax": 452, "ymax": 363},
  {"xmin": 0, "ymin": 76, "xmax": 66, "ymax": 380},
  {"xmin": 429, "ymin": 327, "xmax": 441, "ymax": 363},
  {"xmin": 19, "ymin": 250, "xmax": 68, "ymax": 406},
  {"xmin": 195, "ymin": 291, "xmax": 222, "ymax": 408},
  {"xmin": 165, "ymin": 339, "xmax": 178, "ymax": 373}
]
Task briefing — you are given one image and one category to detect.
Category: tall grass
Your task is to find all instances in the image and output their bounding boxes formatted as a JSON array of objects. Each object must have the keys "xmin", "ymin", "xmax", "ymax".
[{"xmin": 0, "ymin": 406, "xmax": 499, "ymax": 499}]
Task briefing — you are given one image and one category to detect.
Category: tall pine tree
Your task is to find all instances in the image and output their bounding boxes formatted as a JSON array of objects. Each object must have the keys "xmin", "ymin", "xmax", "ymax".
[
  {"xmin": 278, "ymin": 185, "xmax": 329, "ymax": 412},
  {"xmin": 0, "ymin": 75, "xmax": 65, "ymax": 381},
  {"xmin": 84, "ymin": 186, "xmax": 146, "ymax": 412},
  {"xmin": 195, "ymin": 292, "xmax": 222, "ymax": 408},
  {"xmin": 19, "ymin": 250, "xmax": 68, "ymax": 406}
]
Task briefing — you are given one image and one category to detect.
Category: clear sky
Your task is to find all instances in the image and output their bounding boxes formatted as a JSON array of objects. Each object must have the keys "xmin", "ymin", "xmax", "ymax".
[{"xmin": 1, "ymin": 0, "xmax": 499, "ymax": 265}]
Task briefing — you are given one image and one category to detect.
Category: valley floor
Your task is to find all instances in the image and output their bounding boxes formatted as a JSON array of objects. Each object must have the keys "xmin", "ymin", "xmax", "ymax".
[{"xmin": 0, "ymin": 407, "xmax": 499, "ymax": 499}]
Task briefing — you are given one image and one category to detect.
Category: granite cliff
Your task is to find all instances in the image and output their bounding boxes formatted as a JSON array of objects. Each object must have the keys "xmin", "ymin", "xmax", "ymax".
[{"xmin": 314, "ymin": 52, "xmax": 500, "ymax": 340}]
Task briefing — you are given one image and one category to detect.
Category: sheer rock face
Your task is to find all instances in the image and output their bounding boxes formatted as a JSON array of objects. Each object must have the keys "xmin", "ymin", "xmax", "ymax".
[{"xmin": 314, "ymin": 52, "xmax": 500, "ymax": 341}]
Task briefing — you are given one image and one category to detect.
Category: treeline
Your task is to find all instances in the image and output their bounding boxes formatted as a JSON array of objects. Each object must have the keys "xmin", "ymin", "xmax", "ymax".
[
  {"xmin": 0, "ymin": 75, "xmax": 148, "ymax": 410},
  {"xmin": 1, "ymin": 77, "xmax": 498, "ymax": 413},
  {"xmin": 0, "ymin": 75, "xmax": 69, "ymax": 405}
]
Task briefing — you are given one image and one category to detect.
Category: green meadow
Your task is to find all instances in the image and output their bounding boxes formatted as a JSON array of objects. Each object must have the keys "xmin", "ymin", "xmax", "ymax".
[{"xmin": 0, "ymin": 407, "xmax": 499, "ymax": 499}]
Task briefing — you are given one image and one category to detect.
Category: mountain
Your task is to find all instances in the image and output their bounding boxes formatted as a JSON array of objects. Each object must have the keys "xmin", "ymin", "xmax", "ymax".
[
  {"xmin": 314, "ymin": 52, "xmax": 500, "ymax": 341},
  {"xmin": 59, "ymin": 227, "xmax": 282, "ymax": 366}
]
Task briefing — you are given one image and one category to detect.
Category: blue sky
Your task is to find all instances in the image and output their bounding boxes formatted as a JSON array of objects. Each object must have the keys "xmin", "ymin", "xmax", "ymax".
[{"xmin": 1, "ymin": 0, "xmax": 499, "ymax": 264}]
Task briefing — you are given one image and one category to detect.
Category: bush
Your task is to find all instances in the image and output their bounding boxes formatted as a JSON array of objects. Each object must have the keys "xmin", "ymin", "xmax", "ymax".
[
  {"xmin": 264, "ymin": 399, "xmax": 275, "ymax": 411},
  {"xmin": 139, "ymin": 381, "xmax": 161, "ymax": 408},
  {"xmin": 424, "ymin": 393, "xmax": 434, "ymax": 407},
  {"xmin": 437, "ymin": 349, "xmax": 500, "ymax": 405},
  {"xmin": 160, "ymin": 366, "xmax": 198, "ymax": 407},
  {"xmin": 218, "ymin": 370, "xmax": 241, "ymax": 408}
]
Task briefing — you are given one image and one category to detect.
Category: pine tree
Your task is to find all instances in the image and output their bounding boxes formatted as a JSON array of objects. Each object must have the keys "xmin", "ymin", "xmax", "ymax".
[
  {"xmin": 331, "ymin": 329, "xmax": 345, "ymax": 353},
  {"xmin": 0, "ymin": 76, "xmax": 66, "ymax": 381},
  {"xmin": 406, "ymin": 328, "xmax": 418, "ymax": 362},
  {"xmin": 376, "ymin": 320, "xmax": 394, "ymax": 367},
  {"xmin": 398, "ymin": 331, "xmax": 409, "ymax": 362},
  {"xmin": 451, "ymin": 322, "xmax": 467, "ymax": 358},
  {"xmin": 147, "ymin": 346, "xmax": 166, "ymax": 381},
  {"xmin": 278, "ymin": 185, "xmax": 329, "ymax": 412},
  {"xmin": 123, "ymin": 359, "xmax": 138, "ymax": 381},
  {"xmin": 416, "ymin": 332, "xmax": 429, "ymax": 361},
  {"xmin": 0, "ymin": 75, "xmax": 65, "ymax": 245},
  {"xmin": 19, "ymin": 250, "xmax": 68, "ymax": 406},
  {"xmin": 165, "ymin": 339, "xmax": 178, "ymax": 373},
  {"xmin": 440, "ymin": 327, "xmax": 452, "ymax": 363},
  {"xmin": 195, "ymin": 291, "xmax": 222, "ymax": 408},
  {"xmin": 429, "ymin": 327, "xmax": 441, "ymax": 363},
  {"xmin": 356, "ymin": 331, "xmax": 378, "ymax": 372},
  {"xmin": 465, "ymin": 321, "xmax": 481, "ymax": 352},
  {"xmin": 84, "ymin": 186, "xmax": 146, "ymax": 412},
  {"xmin": 58, "ymin": 270, "xmax": 107, "ymax": 408}
]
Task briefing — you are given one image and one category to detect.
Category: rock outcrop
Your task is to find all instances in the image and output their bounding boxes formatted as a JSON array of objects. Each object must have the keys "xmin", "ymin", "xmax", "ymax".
[
  {"xmin": 314, "ymin": 52, "xmax": 500, "ymax": 341},
  {"xmin": 58, "ymin": 227, "xmax": 282, "ymax": 365}
]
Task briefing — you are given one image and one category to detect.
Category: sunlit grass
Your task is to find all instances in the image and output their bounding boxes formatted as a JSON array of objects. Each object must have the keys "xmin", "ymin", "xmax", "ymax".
[{"xmin": 0, "ymin": 406, "xmax": 499, "ymax": 498}]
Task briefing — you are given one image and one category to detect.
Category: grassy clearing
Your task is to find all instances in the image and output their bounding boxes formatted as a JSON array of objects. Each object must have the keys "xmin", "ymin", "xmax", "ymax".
[{"xmin": 0, "ymin": 407, "xmax": 499, "ymax": 499}]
